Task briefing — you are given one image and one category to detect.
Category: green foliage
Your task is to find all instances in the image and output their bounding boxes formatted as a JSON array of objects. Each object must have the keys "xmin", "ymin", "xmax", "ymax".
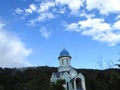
[
  {"xmin": 49, "ymin": 80, "xmax": 65, "ymax": 90},
  {"xmin": 77, "ymin": 69, "xmax": 120, "ymax": 90},
  {"xmin": 0, "ymin": 66, "xmax": 119, "ymax": 90},
  {"xmin": 0, "ymin": 85, "xmax": 4, "ymax": 90}
]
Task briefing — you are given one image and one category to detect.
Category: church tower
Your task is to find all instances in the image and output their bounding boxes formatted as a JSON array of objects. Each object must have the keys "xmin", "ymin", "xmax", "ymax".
[
  {"xmin": 50, "ymin": 48, "xmax": 86, "ymax": 90},
  {"xmin": 58, "ymin": 48, "xmax": 72, "ymax": 72}
]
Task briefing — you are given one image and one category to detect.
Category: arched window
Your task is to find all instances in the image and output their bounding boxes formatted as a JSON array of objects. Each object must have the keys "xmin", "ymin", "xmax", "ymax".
[{"xmin": 76, "ymin": 78, "xmax": 82, "ymax": 89}]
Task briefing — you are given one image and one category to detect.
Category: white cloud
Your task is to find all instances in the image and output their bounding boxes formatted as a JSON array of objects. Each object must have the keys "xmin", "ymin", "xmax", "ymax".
[
  {"xmin": 15, "ymin": 0, "xmax": 120, "ymax": 16},
  {"xmin": 66, "ymin": 17, "xmax": 120, "ymax": 46},
  {"xmin": 37, "ymin": 0, "xmax": 84, "ymax": 14},
  {"xmin": 13, "ymin": 0, "xmax": 120, "ymax": 46},
  {"xmin": 25, "ymin": 8, "xmax": 33, "ymax": 14},
  {"xmin": 113, "ymin": 20, "xmax": 120, "ymax": 30},
  {"xmin": 15, "ymin": 8, "xmax": 24, "ymax": 14},
  {"xmin": 0, "ymin": 21, "xmax": 32, "ymax": 68},
  {"xmin": 57, "ymin": 7, "xmax": 66, "ymax": 14},
  {"xmin": 25, "ymin": 4, "xmax": 37, "ymax": 14},
  {"xmin": 56, "ymin": 0, "xmax": 83, "ymax": 13},
  {"xmin": 14, "ymin": 0, "xmax": 120, "ymax": 25},
  {"xmin": 67, "ymin": 18, "xmax": 111, "ymax": 32},
  {"xmin": 86, "ymin": 0, "xmax": 101, "ymax": 10},
  {"xmin": 40, "ymin": 27, "xmax": 51, "ymax": 39},
  {"xmin": 14, "ymin": 0, "xmax": 84, "ymax": 25},
  {"xmin": 79, "ymin": 18, "xmax": 111, "ymax": 31},
  {"xmin": 91, "ymin": 32, "xmax": 120, "ymax": 46},
  {"xmin": 20, "ymin": 1, "xmax": 56, "ymax": 25},
  {"xmin": 39, "ymin": 1, "xmax": 55, "ymax": 12},
  {"xmin": 29, "ymin": 4, "xmax": 37, "ymax": 11},
  {"xmin": 86, "ymin": 0, "xmax": 120, "ymax": 15},
  {"xmin": 79, "ymin": 10, "xmax": 95, "ymax": 19},
  {"xmin": 37, "ymin": 12, "xmax": 55, "ymax": 21},
  {"xmin": 0, "ymin": 21, "xmax": 5, "ymax": 29},
  {"xmin": 116, "ymin": 15, "xmax": 120, "ymax": 20},
  {"xmin": 66, "ymin": 22, "xmax": 80, "ymax": 32},
  {"xmin": 29, "ymin": 12, "xmax": 55, "ymax": 25}
]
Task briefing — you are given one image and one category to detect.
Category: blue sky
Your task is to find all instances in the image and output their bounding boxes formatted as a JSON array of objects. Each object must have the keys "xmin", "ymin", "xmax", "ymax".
[{"xmin": 0, "ymin": 0, "xmax": 120, "ymax": 69}]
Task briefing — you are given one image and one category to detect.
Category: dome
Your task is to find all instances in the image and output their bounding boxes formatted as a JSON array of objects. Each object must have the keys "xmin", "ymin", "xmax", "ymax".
[
  {"xmin": 58, "ymin": 48, "xmax": 71, "ymax": 59},
  {"xmin": 60, "ymin": 48, "xmax": 70, "ymax": 56}
]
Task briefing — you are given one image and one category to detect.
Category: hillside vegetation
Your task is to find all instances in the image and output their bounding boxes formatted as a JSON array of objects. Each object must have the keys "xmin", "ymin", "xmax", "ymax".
[{"xmin": 0, "ymin": 66, "xmax": 120, "ymax": 90}]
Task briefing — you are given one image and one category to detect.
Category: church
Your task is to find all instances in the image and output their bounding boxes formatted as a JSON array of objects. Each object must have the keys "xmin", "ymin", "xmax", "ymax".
[{"xmin": 50, "ymin": 48, "xmax": 86, "ymax": 90}]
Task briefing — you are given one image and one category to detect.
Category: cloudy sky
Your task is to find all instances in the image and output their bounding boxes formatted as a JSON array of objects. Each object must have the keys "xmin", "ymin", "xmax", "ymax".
[{"xmin": 0, "ymin": 0, "xmax": 120, "ymax": 68}]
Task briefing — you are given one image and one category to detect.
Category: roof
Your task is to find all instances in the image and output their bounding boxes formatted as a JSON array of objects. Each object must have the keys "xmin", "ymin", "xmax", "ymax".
[
  {"xmin": 58, "ymin": 48, "xmax": 71, "ymax": 59},
  {"xmin": 53, "ymin": 71, "xmax": 70, "ymax": 78}
]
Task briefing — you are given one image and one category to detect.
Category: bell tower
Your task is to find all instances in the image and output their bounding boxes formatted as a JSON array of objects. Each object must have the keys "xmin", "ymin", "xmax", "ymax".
[
  {"xmin": 58, "ymin": 48, "xmax": 72, "ymax": 72},
  {"xmin": 50, "ymin": 48, "xmax": 86, "ymax": 90}
]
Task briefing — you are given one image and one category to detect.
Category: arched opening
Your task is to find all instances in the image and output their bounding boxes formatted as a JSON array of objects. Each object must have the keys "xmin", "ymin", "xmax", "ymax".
[{"xmin": 75, "ymin": 77, "xmax": 83, "ymax": 90}]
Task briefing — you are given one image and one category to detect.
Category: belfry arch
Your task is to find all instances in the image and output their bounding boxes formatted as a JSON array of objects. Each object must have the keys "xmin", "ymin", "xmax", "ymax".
[
  {"xmin": 73, "ymin": 74, "xmax": 86, "ymax": 90},
  {"xmin": 76, "ymin": 78, "xmax": 82, "ymax": 89}
]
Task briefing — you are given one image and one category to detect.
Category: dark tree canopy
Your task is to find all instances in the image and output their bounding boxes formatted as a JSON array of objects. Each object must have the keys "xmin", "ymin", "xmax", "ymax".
[{"xmin": 0, "ymin": 66, "xmax": 119, "ymax": 90}]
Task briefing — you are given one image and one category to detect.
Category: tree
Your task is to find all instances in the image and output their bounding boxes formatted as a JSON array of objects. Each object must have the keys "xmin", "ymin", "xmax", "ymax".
[
  {"xmin": 50, "ymin": 80, "xmax": 65, "ymax": 90},
  {"xmin": 115, "ymin": 59, "xmax": 120, "ymax": 68},
  {"xmin": 0, "ymin": 85, "xmax": 4, "ymax": 90}
]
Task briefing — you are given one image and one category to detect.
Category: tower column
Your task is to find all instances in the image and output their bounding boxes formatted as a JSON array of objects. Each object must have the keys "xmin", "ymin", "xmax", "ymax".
[
  {"xmin": 58, "ymin": 48, "xmax": 72, "ymax": 72},
  {"xmin": 74, "ymin": 79, "xmax": 77, "ymax": 90}
]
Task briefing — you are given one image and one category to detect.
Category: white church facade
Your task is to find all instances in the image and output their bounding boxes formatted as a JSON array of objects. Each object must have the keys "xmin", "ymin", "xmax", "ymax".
[{"xmin": 50, "ymin": 48, "xmax": 86, "ymax": 90}]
